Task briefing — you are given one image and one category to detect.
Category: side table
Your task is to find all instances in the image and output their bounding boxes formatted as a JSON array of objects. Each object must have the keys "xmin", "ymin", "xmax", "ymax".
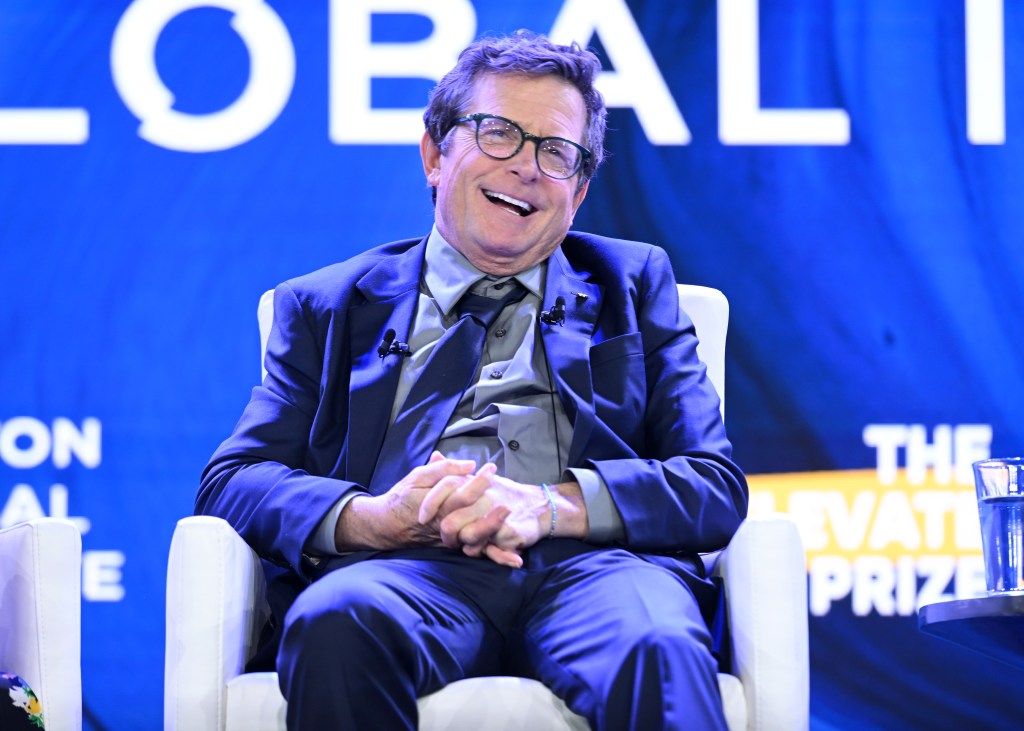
[{"xmin": 919, "ymin": 594, "xmax": 1024, "ymax": 671}]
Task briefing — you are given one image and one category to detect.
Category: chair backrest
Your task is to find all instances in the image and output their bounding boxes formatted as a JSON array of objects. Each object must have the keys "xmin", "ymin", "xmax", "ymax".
[
  {"xmin": 0, "ymin": 518, "xmax": 82, "ymax": 731},
  {"xmin": 258, "ymin": 284, "xmax": 728, "ymax": 414},
  {"xmin": 258, "ymin": 289, "xmax": 274, "ymax": 381},
  {"xmin": 676, "ymin": 284, "xmax": 728, "ymax": 417}
]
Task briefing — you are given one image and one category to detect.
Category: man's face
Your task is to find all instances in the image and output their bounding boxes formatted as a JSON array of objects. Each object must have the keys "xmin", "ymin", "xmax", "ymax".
[{"xmin": 421, "ymin": 73, "xmax": 590, "ymax": 276}]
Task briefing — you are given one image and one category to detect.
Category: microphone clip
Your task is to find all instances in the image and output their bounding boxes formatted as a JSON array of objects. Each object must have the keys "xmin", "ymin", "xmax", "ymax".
[
  {"xmin": 539, "ymin": 296, "xmax": 567, "ymax": 326},
  {"xmin": 378, "ymin": 329, "xmax": 412, "ymax": 359}
]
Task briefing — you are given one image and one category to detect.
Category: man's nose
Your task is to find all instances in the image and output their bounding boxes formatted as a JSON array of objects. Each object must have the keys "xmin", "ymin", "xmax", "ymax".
[{"xmin": 504, "ymin": 142, "xmax": 542, "ymax": 181}]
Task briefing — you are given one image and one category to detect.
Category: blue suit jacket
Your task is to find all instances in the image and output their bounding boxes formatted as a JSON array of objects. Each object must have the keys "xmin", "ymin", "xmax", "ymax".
[{"xmin": 198, "ymin": 232, "xmax": 747, "ymax": 589}]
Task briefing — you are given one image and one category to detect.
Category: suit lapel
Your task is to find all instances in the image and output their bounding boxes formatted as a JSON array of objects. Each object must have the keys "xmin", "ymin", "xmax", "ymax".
[
  {"xmin": 541, "ymin": 248, "xmax": 602, "ymax": 468},
  {"xmin": 346, "ymin": 241, "xmax": 425, "ymax": 490}
]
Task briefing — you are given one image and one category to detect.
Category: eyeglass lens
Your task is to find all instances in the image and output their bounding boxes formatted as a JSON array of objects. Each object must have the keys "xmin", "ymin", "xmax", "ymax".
[{"xmin": 475, "ymin": 116, "xmax": 582, "ymax": 179}]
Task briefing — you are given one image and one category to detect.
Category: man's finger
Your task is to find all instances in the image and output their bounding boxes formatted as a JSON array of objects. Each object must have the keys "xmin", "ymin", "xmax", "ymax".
[
  {"xmin": 416, "ymin": 457, "xmax": 476, "ymax": 478},
  {"xmin": 423, "ymin": 463, "xmax": 497, "ymax": 524},
  {"xmin": 408, "ymin": 457, "xmax": 477, "ymax": 491},
  {"xmin": 438, "ymin": 495, "xmax": 496, "ymax": 548},
  {"xmin": 418, "ymin": 474, "xmax": 466, "ymax": 524},
  {"xmin": 483, "ymin": 542, "xmax": 523, "ymax": 569},
  {"xmin": 449, "ymin": 463, "xmax": 497, "ymax": 507},
  {"xmin": 457, "ymin": 505, "xmax": 509, "ymax": 548}
]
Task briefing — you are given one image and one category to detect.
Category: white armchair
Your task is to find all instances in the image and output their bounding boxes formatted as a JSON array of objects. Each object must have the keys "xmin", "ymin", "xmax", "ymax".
[
  {"xmin": 0, "ymin": 518, "xmax": 83, "ymax": 731},
  {"xmin": 165, "ymin": 285, "xmax": 809, "ymax": 731}
]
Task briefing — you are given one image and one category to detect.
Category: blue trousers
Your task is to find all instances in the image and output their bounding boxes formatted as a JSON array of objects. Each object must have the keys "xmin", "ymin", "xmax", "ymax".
[{"xmin": 277, "ymin": 540, "xmax": 727, "ymax": 730}]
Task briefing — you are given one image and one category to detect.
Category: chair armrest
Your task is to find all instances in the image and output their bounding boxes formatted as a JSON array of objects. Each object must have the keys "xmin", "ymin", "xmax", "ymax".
[
  {"xmin": 0, "ymin": 518, "xmax": 82, "ymax": 731},
  {"xmin": 165, "ymin": 516, "xmax": 270, "ymax": 731},
  {"xmin": 713, "ymin": 513, "xmax": 809, "ymax": 731}
]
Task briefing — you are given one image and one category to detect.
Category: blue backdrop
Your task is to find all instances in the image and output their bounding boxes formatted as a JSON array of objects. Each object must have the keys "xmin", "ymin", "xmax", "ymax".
[{"xmin": 1, "ymin": 1, "xmax": 1021, "ymax": 728}]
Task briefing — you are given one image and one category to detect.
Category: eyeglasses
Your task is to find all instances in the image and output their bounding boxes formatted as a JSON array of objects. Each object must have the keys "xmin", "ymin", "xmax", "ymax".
[{"xmin": 451, "ymin": 113, "xmax": 591, "ymax": 180}]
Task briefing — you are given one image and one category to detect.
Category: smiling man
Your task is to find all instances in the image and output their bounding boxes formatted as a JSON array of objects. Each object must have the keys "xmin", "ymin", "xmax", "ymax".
[
  {"xmin": 198, "ymin": 30, "xmax": 747, "ymax": 731},
  {"xmin": 424, "ymin": 72, "xmax": 589, "ymax": 277}
]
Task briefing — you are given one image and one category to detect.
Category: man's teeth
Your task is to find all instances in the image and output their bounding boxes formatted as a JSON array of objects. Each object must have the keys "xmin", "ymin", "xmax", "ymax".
[{"xmin": 485, "ymin": 191, "xmax": 534, "ymax": 215}]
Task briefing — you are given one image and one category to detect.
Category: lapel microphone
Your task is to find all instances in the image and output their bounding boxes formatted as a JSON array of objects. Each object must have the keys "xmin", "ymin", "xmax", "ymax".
[
  {"xmin": 539, "ymin": 296, "xmax": 567, "ymax": 326},
  {"xmin": 378, "ymin": 328, "xmax": 411, "ymax": 359}
]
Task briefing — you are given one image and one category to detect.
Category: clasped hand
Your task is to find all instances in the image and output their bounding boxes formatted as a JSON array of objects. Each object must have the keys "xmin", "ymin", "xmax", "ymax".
[
  {"xmin": 380, "ymin": 452, "xmax": 548, "ymax": 568},
  {"xmin": 420, "ymin": 452, "xmax": 551, "ymax": 568}
]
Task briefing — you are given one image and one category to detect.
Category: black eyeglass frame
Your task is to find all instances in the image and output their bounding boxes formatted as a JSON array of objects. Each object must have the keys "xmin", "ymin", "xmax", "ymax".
[{"xmin": 451, "ymin": 113, "xmax": 592, "ymax": 180}]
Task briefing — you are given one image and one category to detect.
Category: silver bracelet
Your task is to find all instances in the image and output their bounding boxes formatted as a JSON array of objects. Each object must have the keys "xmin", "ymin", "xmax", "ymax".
[{"xmin": 540, "ymin": 483, "xmax": 557, "ymax": 538}]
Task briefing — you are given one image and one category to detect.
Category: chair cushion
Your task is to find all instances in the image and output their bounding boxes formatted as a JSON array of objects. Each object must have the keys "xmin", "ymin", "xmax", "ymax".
[
  {"xmin": 225, "ymin": 673, "xmax": 285, "ymax": 731},
  {"xmin": 718, "ymin": 672, "xmax": 747, "ymax": 731},
  {"xmin": 418, "ymin": 677, "xmax": 588, "ymax": 731},
  {"xmin": 225, "ymin": 671, "xmax": 746, "ymax": 731}
]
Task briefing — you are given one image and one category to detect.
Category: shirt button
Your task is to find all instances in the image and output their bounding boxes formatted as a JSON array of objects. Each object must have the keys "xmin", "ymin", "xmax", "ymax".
[
  {"xmin": 509, "ymin": 440, "xmax": 520, "ymax": 451},
  {"xmin": 489, "ymin": 369, "xmax": 503, "ymax": 379},
  {"xmin": 495, "ymin": 328, "xmax": 507, "ymax": 338},
  {"xmin": 494, "ymin": 282, "xmax": 506, "ymax": 290}
]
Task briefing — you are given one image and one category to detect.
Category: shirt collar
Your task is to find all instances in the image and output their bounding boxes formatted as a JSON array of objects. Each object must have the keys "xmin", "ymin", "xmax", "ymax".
[{"xmin": 424, "ymin": 226, "xmax": 545, "ymax": 316}]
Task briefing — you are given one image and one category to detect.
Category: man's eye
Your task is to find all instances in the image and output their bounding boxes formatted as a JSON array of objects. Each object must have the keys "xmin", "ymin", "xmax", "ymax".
[
  {"xmin": 482, "ymin": 128, "xmax": 513, "ymax": 141},
  {"xmin": 543, "ymin": 144, "xmax": 567, "ymax": 160}
]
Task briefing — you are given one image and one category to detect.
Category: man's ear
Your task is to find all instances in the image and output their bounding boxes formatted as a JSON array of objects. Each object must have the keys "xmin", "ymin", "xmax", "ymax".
[
  {"xmin": 420, "ymin": 130, "xmax": 442, "ymax": 186},
  {"xmin": 571, "ymin": 178, "xmax": 590, "ymax": 215}
]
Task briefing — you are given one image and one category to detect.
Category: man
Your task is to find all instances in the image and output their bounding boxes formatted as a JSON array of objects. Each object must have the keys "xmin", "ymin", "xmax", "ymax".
[{"xmin": 198, "ymin": 30, "xmax": 747, "ymax": 730}]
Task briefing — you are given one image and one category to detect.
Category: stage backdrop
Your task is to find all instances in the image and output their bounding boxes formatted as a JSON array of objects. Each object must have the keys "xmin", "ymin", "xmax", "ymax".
[{"xmin": 1, "ymin": 1, "xmax": 1021, "ymax": 728}]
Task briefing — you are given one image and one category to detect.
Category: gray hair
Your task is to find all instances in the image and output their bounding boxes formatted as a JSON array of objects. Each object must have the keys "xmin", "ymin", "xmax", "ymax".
[{"xmin": 424, "ymin": 30, "xmax": 607, "ymax": 183}]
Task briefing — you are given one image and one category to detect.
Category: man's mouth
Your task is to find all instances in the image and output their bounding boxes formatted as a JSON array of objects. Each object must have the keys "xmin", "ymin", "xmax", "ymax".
[{"xmin": 483, "ymin": 190, "xmax": 536, "ymax": 217}]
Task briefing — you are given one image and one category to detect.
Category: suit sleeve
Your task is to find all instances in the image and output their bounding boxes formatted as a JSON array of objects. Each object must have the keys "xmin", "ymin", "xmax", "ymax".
[
  {"xmin": 196, "ymin": 283, "xmax": 357, "ymax": 579},
  {"xmin": 589, "ymin": 247, "xmax": 748, "ymax": 554}
]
